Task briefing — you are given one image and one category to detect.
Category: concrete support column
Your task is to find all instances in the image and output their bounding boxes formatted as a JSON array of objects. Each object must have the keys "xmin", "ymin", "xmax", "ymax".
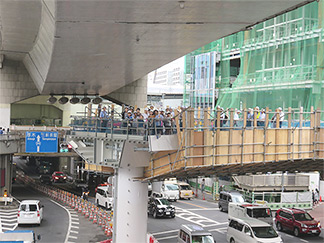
[
  {"xmin": 59, "ymin": 157, "xmax": 69, "ymax": 173},
  {"xmin": 0, "ymin": 154, "xmax": 12, "ymax": 196},
  {"xmin": 113, "ymin": 166, "xmax": 147, "ymax": 243},
  {"xmin": 0, "ymin": 104, "xmax": 10, "ymax": 129}
]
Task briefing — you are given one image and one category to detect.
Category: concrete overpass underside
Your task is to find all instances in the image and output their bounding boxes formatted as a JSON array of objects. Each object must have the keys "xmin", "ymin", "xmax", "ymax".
[{"xmin": 0, "ymin": 0, "xmax": 315, "ymax": 98}]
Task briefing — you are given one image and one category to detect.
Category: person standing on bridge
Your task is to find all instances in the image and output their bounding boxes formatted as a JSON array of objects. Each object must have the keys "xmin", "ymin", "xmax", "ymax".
[{"xmin": 100, "ymin": 106, "xmax": 108, "ymax": 131}]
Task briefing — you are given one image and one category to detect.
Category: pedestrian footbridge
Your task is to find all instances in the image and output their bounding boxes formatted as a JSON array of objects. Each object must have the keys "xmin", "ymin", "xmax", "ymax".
[{"xmin": 66, "ymin": 107, "xmax": 324, "ymax": 180}]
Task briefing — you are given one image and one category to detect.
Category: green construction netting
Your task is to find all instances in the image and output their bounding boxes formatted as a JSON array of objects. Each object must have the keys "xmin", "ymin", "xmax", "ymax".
[{"xmin": 185, "ymin": 1, "xmax": 324, "ymax": 114}]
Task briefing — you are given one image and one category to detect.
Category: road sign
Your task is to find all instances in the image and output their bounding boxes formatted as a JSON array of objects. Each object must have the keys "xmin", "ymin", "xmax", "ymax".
[{"xmin": 25, "ymin": 131, "xmax": 58, "ymax": 153}]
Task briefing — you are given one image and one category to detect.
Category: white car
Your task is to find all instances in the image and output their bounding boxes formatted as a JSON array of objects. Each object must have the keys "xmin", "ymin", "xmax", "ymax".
[
  {"xmin": 17, "ymin": 200, "xmax": 44, "ymax": 226},
  {"xmin": 95, "ymin": 186, "xmax": 113, "ymax": 210},
  {"xmin": 227, "ymin": 217, "xmax": 283, "ymax": 243}
]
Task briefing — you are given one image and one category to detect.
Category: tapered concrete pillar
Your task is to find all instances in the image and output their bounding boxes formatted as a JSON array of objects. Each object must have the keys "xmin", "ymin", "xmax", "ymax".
[
  {"xmin": 112, "ymin": 140, "xmax": 150, "ymax": 243},
  {"xmin": 114, "ymin": 166, "xmax": 148, "ymax": 243}
]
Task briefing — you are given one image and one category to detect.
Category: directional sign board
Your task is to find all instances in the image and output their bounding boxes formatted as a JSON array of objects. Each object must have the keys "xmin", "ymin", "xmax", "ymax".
[{"xmin": 25, "ymin": 132, "xmax": 58, "ymax": 153}]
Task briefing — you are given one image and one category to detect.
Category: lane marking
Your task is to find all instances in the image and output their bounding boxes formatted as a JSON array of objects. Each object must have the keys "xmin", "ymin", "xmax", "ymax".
[
  {"xmin": 50, "ymin": 199, "xmax": 72, "ymax": 243},
  {"xmin": 186, "ymin": 208, "xmax": 220, "ymax": 211},
  {"xmin": 156, "ymin": 235, "xmax": 178, "ymax": 241},
  {"xmin": 299, "ymin": 239, "xmax": 309, "ymax": 243},
  {"xmin": 71, "ymin": 221, "xmax": 79, "ymax": 225},
  {"xmin": 2, "ymin": 225, "xmax": 18, "ymax": 231},
  {"xmin": 152, "ymin": 229, "xmax": 179, "ymax": 236},
  {"xmin": 71, "ymin": 225, "xmax": 79, "ymax": 229},
  {"xmin": 177, "ymin": 200, "xmax": 206, "ymax": 209},
  {"xmin": 68, "ymin": 236, "xmax": 78, "ymax": 239},
  {"xmin": 70, "ymin": 230, "xmax": 78, "ymax": 234},
  {"xmin": 0, "ymin": 209, "xmax": 18, "ymax": 213},
  {"xmin": 175, "ymin": 207, "xmax": 221, "ymax": 227}
]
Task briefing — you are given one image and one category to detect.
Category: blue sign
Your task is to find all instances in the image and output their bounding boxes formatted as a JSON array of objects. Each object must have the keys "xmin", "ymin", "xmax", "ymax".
[{"xmin": 25, "ymin": 132, "xmax": 58, "ymax": 153}]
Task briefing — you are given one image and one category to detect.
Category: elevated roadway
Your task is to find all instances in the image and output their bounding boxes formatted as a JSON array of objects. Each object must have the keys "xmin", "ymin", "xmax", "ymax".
[{"xmin": 0, "ymin": 0, "xmax": 314, "ymax": 96}]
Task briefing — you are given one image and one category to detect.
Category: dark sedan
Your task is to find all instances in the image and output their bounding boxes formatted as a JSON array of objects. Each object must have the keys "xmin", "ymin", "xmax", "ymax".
[{"xmin": 148, "ymin": 197, "xmax": 175, "ymax": 218}]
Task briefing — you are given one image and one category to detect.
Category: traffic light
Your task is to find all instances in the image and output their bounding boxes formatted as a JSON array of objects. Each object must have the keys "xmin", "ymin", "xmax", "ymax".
[
  {"xmin": 60, "ymin": 143, "xmax": 72, "ymax": 153},
  {"xmin": 3, "ymin": 189, "xmax": 8, "ymax": 197}
]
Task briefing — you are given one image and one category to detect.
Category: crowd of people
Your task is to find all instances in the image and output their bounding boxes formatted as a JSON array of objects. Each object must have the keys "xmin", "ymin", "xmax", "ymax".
[
  {"xmin": 98, "ymin": 105, "xmax": 180, "ymax": 135},
  {"xmin": 86, "ymin": 104, "xmax": 287, "ymax": 135},
  {"xmin": 218, "ymin": 106, "xmax": 285, "ymax": 128}
]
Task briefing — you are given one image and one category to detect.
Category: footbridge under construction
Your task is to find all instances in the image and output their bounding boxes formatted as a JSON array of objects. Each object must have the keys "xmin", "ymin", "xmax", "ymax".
[{"xmin": 63, "ymin": 106, "xmax": 324, "ymax": 180}]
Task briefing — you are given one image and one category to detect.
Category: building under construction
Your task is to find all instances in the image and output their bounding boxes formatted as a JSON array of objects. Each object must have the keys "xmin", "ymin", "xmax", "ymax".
[{"xmin": 184, "ymin": 1, "xmax": 324, "ymax": 114}]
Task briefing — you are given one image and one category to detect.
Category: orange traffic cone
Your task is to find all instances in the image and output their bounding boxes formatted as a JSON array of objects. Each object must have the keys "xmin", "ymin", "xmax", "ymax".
[{"xmin": 93, "ymin": 214, "xmax": 97, "ymax": 224}]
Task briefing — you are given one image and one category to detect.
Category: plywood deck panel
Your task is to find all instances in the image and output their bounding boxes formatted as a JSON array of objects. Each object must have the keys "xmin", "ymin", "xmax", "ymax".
[
  {"xmin": 192, "ymin": 131, "xmax": 204, "ymax": 166},
  {"xmin": 204, "ymin": 131, "xmax": 213, "ymax": 166},
  {"xmin": 232, "ymin": 130, "xmax": 242, "ymax": 163},
  {"xmin": 292, "ymin": 129, "xmax": 300, "ymax": 160},
  {"xmin": 218, "ymin": 130, "xmax": 229, "ymax": 164},
  {"xmin": 254, "ymin": 129, "xmax": 264, "ymax": 162},
  {"xmin": 319, "ymin": 129, "xmax": 324, "ymax": 158},
  {"xmin": 266, "ymin": 130, "xmax": 276, "ymax": 162},
  {"xmin": 243, "ymin": 130, "xmax": 253, "ymax": 162},
  {"xmin": 277, "ymin": 129, "xmax": 288, "ymax": 161}
]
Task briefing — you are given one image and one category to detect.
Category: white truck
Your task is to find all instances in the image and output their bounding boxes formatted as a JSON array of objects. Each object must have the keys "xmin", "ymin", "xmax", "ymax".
[
  {"xmin": 228, "ymin": 203, "xmax": 273, "ymax": 226},
  {"xmin": 151, "ymin": 180, "xmax": 179, "ymax": 201}
]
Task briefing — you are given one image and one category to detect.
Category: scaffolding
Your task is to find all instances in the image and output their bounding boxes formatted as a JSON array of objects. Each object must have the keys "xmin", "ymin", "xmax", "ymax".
[{"xmin": 185, "ymin": 1, "xmax": 324, "ymax": 115}]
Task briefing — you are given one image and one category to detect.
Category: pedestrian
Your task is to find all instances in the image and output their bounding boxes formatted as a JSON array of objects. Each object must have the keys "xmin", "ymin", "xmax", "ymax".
[
  {"xmin": 234, "ymin": 110, "xmax": 241, "ymax": 127},
  {"xmin": 201, "ymin": 179, "xmax": 205, "ymax": 193},
  {"xmin": 258, "ymin": 109, "xmax": 266, "ymax": 127},
  {"xmin": 247, "ymin": 108, "xmax": 254, "ymax": 127},
  {"xmin": 0, "ymin": 127, "xmax": 3, "ymax": 135},
  {"xmin": 99, "ymin": 106, "xmax": 108, "ymax": 131}
]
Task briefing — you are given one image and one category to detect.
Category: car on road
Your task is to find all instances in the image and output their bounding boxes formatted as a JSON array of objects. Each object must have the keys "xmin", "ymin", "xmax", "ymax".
[
  {"xmin": 95, "ymin": 186, "xmax": 113, "ymax": 210},
  {"xmin": 39, "ymin": 174, "xmax": 52, "ymax": 185},
  {"xmin": 219, "ymin": 191, "xmax": 245, "ymax": 212},
  {"xmin": 178, "ymin": 182, "xmax": 193, "ymax": 200},
  {"xmin": 178, "ymin": 224, "xmax": 215, "ymax": 243},
  {"xmin": 228, "ymin": 203, "xmax": 273, "ymax": 226},
  {"xmin": 227, "ymin": 217, "xmax": 282, "ymax": 243},
  {"xmin": 51, "ymin": 171, "xmax": 67, "ymax": 183},
  {"xmin": 148, "ymin": 197, "xmax": 175, "ymax": 218},
  {"xmin": 17, "ymin": 200, "xmax": 44, "ymax": 226},
  {"xmin": 275, "ymin": 208, "xmax": 321, "ymax": 237}
]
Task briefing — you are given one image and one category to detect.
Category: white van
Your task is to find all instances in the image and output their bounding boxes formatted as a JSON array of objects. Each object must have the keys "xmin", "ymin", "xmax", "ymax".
[
  {"xmin": 178, "ymin": 224, "xmax": 215, "ymax": 243},
  {"xmin": 227, "ymin": 217, "xmax": 283, "ymax": 243},
  {"xmin": 95, "ymin": 186, "xmax": 113, "ymax": 210},
  {"xmin": 178, "ymin": 182, "xmax": 193, "ymax": 200},
  {"xmin": 228, "ymin": 203, "xmax": 273, "ymax": 226},
  {"xmin": 152, "ymin": 181, "xmax": 179, "ymax": 201},
  {"xmin": 17, "ymin": 200, "xmax": 43, "ymax": 226}
]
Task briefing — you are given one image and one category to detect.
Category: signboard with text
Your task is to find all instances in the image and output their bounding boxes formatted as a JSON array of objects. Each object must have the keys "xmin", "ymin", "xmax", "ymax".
[{"xmin": 25, "ymin": 131, "xmax": 58, "ymax": 153}]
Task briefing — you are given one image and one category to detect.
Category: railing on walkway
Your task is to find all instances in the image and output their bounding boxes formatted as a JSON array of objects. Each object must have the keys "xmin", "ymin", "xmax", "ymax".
[{"xmin": 69, "ymin": 116, "xmax": 178, "ymax": 140}]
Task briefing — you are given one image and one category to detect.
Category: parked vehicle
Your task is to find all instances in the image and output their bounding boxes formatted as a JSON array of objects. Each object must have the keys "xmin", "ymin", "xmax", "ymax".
[
  {"xmin": 95, "ymin": 186, "xmax": 113, "ymax": 210},
  {"xmin": 152, "ymin": 181, "xmax": 179, "ymax": 201},
  {"xmin": 228, "ymin": 203, "xmax": 273, "ymax": 226},
  {"xmin": 17, "ymin": 200, "xmax": 44, "ymax": 226},
  {"xmin": 39, "ymin": 174, "xmax": 52, "ymax": 185},
  {"xmin": 51, "ymin": 171, "xmax": 67, "ymax": 183},
  {"xmin": 148, "ymin": 197, "xmax": 175, "ymax": 218},
  {"xmin": 178, "ymin": 182, "xmax": 193, "ymax": 200},
  {"xmin": 0, "ymin": 230, "xmax": 41, "ymax": 243},
  {"xmin": 227, "ymin": 217, "xmax": 283, "ymax": 243},
  {"xmin": 275, "ymin": 208, "xmax": 321, "ymax": 237},
  {"xmin": 219, "ymin": 191, "xmax": 245, "ymax": 212},
  {"xmin": 178, "ymin": 224, "xmax": 215, "ymax": 243}
]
